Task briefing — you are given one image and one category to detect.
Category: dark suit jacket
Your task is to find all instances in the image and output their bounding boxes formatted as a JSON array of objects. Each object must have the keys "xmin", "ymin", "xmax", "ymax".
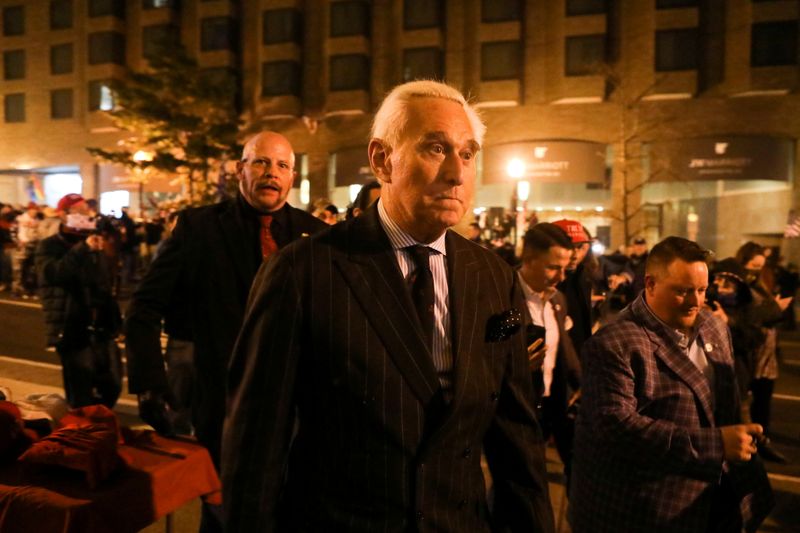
[
  {"xmin": 528, "ymin": 290, "xmax": 581, "ymax": 410},
  {"xmin": 557, "ymin": 262, "xmax": 593, "ymax": 354},
  {"xmin": 570, "ymin": 294, "xmax": 772, "ymax": 532},
  {"xmin": 222, "ymin": 207, "xmax": 554, "ymax": 533},
  {"xmin": 125, "ymin": 196, "xmax": 326, "ymax": 461}
]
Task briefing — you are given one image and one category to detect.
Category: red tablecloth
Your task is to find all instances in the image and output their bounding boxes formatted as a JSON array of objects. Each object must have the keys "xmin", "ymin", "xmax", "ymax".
[{"xmin": 0, "ymin": 430, "xmax": 220, "ymax": 533}]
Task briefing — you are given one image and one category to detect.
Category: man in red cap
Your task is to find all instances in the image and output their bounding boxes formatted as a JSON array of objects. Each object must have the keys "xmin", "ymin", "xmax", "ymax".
[
  {"xmin": 552, "ymin": 219, "xmax": 595, "ymax": 354},
  {"xmin": 35, "ymin": 193, "xmax": 122, "ymax": 409}
]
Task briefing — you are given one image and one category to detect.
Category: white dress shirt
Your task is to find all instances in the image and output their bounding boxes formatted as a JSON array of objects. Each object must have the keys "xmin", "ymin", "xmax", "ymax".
[
  {"xmin": 377, "ymin": 200, "xmax": 454, "ymax": 395},
  {"xmin": 518, "ymin": 273, "xmax": 560, "ymax": 397}
]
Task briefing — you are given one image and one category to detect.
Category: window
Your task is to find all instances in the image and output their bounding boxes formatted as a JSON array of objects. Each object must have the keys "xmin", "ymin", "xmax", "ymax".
[
  {"xmin": 89, "ymin": 0, "xmax": 125, "ymax": 19},
  {"xmin": 656, "ymin": 0, "xmax": 697, "ymax": 7},
  {"xmin": 51, "ymin": 89, "xmax": 73, "ymax": 119},
  {"xmin": 201, "ymin": 17, "xmax": 235, "ymax": 51},
  {"xmin": 51, "ymin": 43, "xmax": 73, "ymax": 74},
  {"xmin": 4, "ymin": 93, "xmax": 25, "ymax": 122},
  {"xmin": 329, "ymin": 54, "xmax": 370, "ymax": 91},
  {"xmin": 89, "ymin": 80, "xmax": 115, "ymax": 111},
  {"xmin": 404, "ymin": 0, "xmax": 442, "ymax": 30},
  {"xmin": 403, "ymin": 47, "xmax": 443, "ymax": 81},
  {"xmin": 751, "ymin": 21, "xmax": 797, "ymax": 67},
  {"xmin": 262, "ymin": 61, "xmax": 301, "ymax": 96},
  {"xmin": 655, "ymin": 28, "xmax": 698, "ymax": 71},
  {"xmin": 565, "ymin": 34, "xmax": 605, "ymax": 76},
  {"xmin": 2, "ymin": 5, "xmax": 24, "ymax": 36},
  {"xmin": 566, "ymin": 0, "xmax": 606, "ymax": 16},
  {"xmin": 263, "ymin": 9, "xmax": 302, "ymax": 45},
  {"xmin": 143, "ymin": 0, "xmax": 176, "ymax": 8},
  {"xmin": 50, "ymin": 0, "xmax": 73, "ymax": 29},
  {"xmin": 143, "ymin": 24, "xmax": 177, "ymax": 60},
  {"xmin": 481, "ymin": 41, "xmax": 521, "ymax": 80},
  {"xmin": 330, "ymin": 1, "xmax": 369, "ymax": 37},
  {"xmin": 3, "ymin": 50, "xmax": 25, "ymax": 80},
  {"xmin": 89, "ymin": 32, "xmax": 126, "ymax": 65},
  {"xmin": 481, "ymin": 0, "xmax": 520, "ymax": 23}
]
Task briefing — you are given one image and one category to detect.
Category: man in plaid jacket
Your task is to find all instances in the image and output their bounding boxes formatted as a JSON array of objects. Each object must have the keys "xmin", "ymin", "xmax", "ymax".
[{"xmin": 570, "ymin": 236, "xmax": 773, "ymax": 532}]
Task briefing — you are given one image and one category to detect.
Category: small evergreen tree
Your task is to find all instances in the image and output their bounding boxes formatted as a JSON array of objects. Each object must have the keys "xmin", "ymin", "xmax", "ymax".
[{"xmin": 87, "ymin": 41, "xmax": 242, "ymax": 207}]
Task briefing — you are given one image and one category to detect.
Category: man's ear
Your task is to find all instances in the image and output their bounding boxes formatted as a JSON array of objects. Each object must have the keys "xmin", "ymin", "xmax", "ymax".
[
  {"xmin": 644, "ymin": 274, "xmax": 656, "ymax": 294},
  {"xmin": 368, "ymin": 139, "xmax": 392, "ymax": 184}
]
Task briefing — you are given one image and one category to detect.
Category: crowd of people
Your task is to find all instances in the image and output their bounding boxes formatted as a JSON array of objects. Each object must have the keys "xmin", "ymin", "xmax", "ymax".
[{"xmin": 3, "ymin": 79, "xmax": 797, "ymax": 531}]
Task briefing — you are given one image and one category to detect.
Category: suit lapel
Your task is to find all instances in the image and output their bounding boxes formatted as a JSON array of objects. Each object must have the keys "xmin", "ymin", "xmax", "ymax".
[
  {"xmin": 633, "ymin": 298, "xmax": 715, "ymax": 425},
  {"xmin": 218, "ymin": 200, "xmax": 258, "ymax": 300},
  {"xmin": 334, "ymin": 208, "xmax": 440, "ymax": 406},
  {"xmin": 445, "ymin": 232, "xmax": 486, "ymax": 409}
]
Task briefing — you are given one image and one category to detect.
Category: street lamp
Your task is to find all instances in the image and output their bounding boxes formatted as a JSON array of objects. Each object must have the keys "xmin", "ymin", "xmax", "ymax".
[{"xmin": 132, "ymin": 150, "xmax": 153, "ymax": 215}]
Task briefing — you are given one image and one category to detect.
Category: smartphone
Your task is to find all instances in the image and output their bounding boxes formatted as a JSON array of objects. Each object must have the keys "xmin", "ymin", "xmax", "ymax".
[{"xmin": 526, "ymin": 324, "xmax": 546, "ymax": 346}]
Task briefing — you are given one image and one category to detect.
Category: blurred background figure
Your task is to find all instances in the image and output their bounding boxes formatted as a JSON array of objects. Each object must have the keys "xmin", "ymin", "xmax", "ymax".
[
  {"xmin": 35, "ymin": 193, "xmax": 122, "ymax": 409},
  {"xmin": 345, "ymin": 179, "xmax": 381, "ymax": 220},
  {"xmin": 310, "ymin": 198, "xmax": 339, "ymax": 225},
  {"xmin": 11, "ymin": 202, "xmax": 40, "ymax": 299},
  {"xmin": 553, "ymin": 219, "xmax": 597, "ymax": 355},
  {"xmin": 735, "ymin": 241, "xmax": 792, "ymax": 463}
]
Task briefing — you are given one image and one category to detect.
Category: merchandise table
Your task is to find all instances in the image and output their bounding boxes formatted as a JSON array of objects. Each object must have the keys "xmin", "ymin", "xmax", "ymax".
[{"xmin": 0, "ymin": 430, "xmax": 221, "ymax": 533}]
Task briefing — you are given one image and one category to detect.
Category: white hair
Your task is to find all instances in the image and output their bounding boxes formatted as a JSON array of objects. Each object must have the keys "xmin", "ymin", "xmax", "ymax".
[{"xmin": 370, "ymin": 80, "xmax": 486, "ymax": 148}]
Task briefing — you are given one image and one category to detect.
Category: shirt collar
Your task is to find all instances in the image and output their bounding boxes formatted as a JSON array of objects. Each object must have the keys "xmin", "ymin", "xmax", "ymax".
[
  {"xmin": 517, "ymin": 271, "xmax": 556, "ymax": 304},
  {"xmin": 641, "ymin": 295, "xmax": 703, "ymax": 348},
  {"xmin": 377, "ymin": 199, "xmax": 447, "ymax": 256}
]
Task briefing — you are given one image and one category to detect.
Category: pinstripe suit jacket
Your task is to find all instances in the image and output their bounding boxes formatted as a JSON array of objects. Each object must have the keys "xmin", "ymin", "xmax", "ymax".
[
  {"xmin": 569, "ymin": 294, "xmax": 771, "ymax": 532},
  {"xmin": 222, "ymin": 207, "xmax": 554, "ymax": 532}
]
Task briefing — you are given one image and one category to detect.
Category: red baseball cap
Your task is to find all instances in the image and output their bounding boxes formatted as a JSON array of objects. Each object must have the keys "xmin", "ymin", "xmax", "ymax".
[
  {"xmin": 57, "ymin": 193, "xmax": 85, "ymax": 213},
  {"xmin": 552, "ymin": 219, "xmax": 590, "ymax": 244}
]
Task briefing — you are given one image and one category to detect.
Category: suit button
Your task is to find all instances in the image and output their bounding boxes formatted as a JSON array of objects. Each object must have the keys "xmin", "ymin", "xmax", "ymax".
[
  {"xmin": 462, "ymin": 447, "xmax": 472, "ymax": 458},
  {"xmin": 490, "ymin": 391, "xmax": 499, "ymax": 401},
  {"xmin": 416, "ymin": 511, "xmax": 425, "ymax": 521},
  {"xmin": 458, "ymin": 499, "xmax": 468, "ymax": 510}
]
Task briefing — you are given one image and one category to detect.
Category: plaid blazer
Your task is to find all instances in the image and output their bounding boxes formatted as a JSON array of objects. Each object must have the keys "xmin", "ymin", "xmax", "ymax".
[
  {"xmin": 569, "ymin": 294, "xmax": 772, "ymax": 532},
  {"xmin": 222, "ymin": 206, "xmax": 554, "ymax": 533}
]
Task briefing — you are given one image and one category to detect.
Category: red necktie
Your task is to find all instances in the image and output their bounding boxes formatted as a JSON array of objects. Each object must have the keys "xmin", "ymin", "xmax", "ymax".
[{"xmin": 259, "ymin": 215, "xmax": 278, "ymax": 259}]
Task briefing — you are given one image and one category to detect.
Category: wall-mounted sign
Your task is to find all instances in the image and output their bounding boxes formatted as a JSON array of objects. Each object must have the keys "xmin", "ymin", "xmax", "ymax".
[
  {"xmin": 333, "ymin": 146, "xmax": 372, "ymax": 187},
  {"xmin": 647, "ymin": 136, "xmax": 794, "ymax": 182},
  {"xmin": 482, "ymin": 140, "xmax": 608, "ymax": 185}
]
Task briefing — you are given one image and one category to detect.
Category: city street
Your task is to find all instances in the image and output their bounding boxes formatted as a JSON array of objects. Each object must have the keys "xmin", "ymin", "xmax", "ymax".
[{"xmin": 2, "ymin": 295, "xmax": 800, "ymax": 532}]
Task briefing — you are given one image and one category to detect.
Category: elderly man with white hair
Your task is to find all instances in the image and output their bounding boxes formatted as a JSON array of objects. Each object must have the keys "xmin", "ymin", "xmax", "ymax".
[{"xmin": 222, "ymin": 80, "xmax": 554, "ymax": 532}]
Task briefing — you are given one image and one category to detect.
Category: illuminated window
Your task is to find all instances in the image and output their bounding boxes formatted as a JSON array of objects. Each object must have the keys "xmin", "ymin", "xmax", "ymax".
[{"xmin": 89, "ymin": 80, "xmax": 115, "ymax": 111}]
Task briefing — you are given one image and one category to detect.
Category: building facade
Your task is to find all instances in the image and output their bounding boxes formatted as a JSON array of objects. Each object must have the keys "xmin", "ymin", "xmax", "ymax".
[{"xmin": 1, "ymin": 0, "xmax": 798, "ymax": 255}]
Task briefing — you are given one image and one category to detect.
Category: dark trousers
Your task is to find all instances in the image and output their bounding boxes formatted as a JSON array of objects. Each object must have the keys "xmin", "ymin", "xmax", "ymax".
[
  {"xmin": 750, "ymin": 378, "xmax": 774, "ymax": 435},
  {"xmin": 57, "ymin": 338, "xmax": 122, "ymax": 408},
  {"xmin": 540, "ymin": 395, "xmax": 575, "ymax": 488},
  {"xmin": 165, "ymin": 337, "xmax": 195, "ymax": 435}
]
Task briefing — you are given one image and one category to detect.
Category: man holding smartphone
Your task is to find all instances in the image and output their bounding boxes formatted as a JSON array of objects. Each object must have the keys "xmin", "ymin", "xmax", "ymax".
[{"xmin": 518, "ymin": 223, "xmax": 582, "ymax": 486}]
